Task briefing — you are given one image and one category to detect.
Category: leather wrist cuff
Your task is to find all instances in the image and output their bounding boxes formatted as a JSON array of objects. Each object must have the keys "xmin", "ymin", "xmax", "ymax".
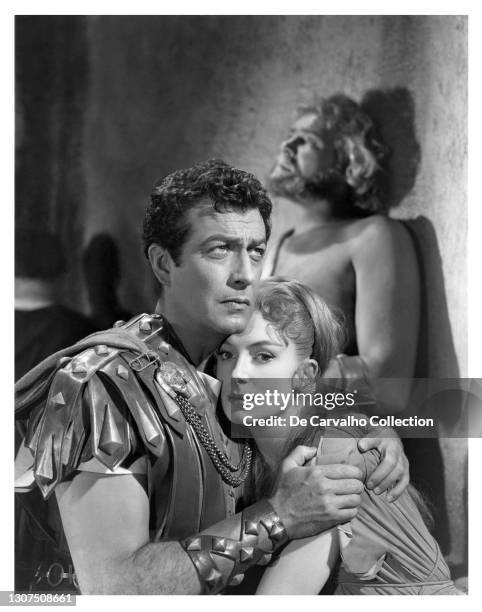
[{"xmin": 181, "ymin": 499, "xmax": 289, "ymax": 594}]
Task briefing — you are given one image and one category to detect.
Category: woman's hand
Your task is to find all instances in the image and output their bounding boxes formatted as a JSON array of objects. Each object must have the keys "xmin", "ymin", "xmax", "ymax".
[{"xmin": 358, "ymin": 429, "xmax": 409, "ymax": 501}]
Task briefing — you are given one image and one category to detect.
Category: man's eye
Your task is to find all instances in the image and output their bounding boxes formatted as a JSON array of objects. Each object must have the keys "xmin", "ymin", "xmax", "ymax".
[
  {"xmin": 209, "ymin": 245, "xmax": 229, "ymax": 257},
  {"xmin": 254, "ymin": 352, "xmax": 275, "ymax": 363},
  {"xmin": 216, "ymin": 349, "xmax": 233, "ymax": 361},
  {"xmin": 249, "ymin": 247, "xmax": 266, "ymax": 262}
]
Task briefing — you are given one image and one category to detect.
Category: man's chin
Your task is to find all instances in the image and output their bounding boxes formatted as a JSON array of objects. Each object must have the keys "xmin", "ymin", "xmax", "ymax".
[
  {"xmin": 268, "ymin": 174, "xmax": 306, "ymax": 199},
  {"xmin": 215, "ymin": 313, "xmax": 250, "ymax": 336}
]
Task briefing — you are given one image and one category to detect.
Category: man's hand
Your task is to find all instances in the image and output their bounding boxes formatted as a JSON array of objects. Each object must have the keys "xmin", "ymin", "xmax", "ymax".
[
  {"xmin": 269, "ymin": 445, "xmax": 364, "ymax": 539},
  {"xmin": 358, "ymin": 428, "xmax": 409, "ymax": 501}
]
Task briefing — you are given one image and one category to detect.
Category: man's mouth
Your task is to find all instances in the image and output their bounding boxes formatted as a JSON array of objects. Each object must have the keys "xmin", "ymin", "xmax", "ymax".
[
  {"xmin": 272, "ymin": 154, "xmax": 297, "ymax": 175},
  {"xmin": 221, "ymin": 297, "xmax": 250, "ymax": 308}
]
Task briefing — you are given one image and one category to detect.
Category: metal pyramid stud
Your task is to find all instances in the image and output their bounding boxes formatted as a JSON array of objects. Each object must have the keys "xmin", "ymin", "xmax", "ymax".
[
  {"xmin": 95, "ymin": 345, "xmax": 109, "ymax": 356},
  {"xmin": 61, "ymin": 423, "xmax": 74, "ymax": 465},
  {"xmin": 157, "ymin": 341, "xmax": 170, "ymax": 355},
  {"xmin": 212, "ymin": 537, "xmax": 227, "ymax": 553},
  {"xmin": 164, "ymin": 399, "xmax": 180, "ymax": 419},
  {"xmin": 135, "ymin": 401, "xmax": 162, "ymax": 446},
  {"xmin": 139, "ymin": 320, "xmax": 152, "ymax": 333},
  {"xmin": 72, "ymin": 361, "xmax": 87, "ymax": 376},
  {"xmin": 36, "ymin": 434, "xmax": 55, "ymax": 482},
  {"xmin": 239, "ymin": 546, "xmax": 254, "ymax": 562},
  {"xmin": 51, "ymin": 392, "xmax": 66, "ymax": 406},
  {"xmin": 244, "ymin": 520, "xmax": 258, "ymax": 536},
  {"xmin": 229, "ymin": 574, "xmax": 244, "ymax": 586},
  {"xmin": 186, "ymin": 537, "xmax": 201, "ymax": 551},
  {"xmin": 258, "ymin": 553, "xmax": 272, "ymax": 566},
  {"xmin": 269, "ymin": 524, "xmax": 285, "ymax": 541},
  {"xmin": 116, "ymin": 364, "xmax": 129, "ymax": 380},
  {"xmin": 98, "ymin": 404, "xmax": 123, "ymax": 455},
  {"xmin": 205, "ymin": 569, "xmax": 222, "ymax": 585},
  {"xmin": 261, "ymin": 517, "xmax": 274, "ymax": 531}
]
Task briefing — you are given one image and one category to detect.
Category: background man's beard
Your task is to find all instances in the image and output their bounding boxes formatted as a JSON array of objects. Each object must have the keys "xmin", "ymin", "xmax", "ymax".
[
  {"xmin": 269, "ymin": 170, "xmax": 350, "ymax": 205},
  {"xmin": 268, "ymin": 172, "xmax": 307, "ymax": 199}
]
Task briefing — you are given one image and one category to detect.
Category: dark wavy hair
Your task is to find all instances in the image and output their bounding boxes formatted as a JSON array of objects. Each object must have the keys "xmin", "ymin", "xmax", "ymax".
[
  {"xmin": 297, "ymin": 94, "xmax": 390, "ymax": 213},
  {"xmin": 142, "ymin": 159, "xmax": 272, "ymax": 264}
]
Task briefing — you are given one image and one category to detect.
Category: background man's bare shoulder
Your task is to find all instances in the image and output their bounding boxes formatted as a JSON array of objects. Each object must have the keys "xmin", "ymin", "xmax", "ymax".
[{"xmin": 346, "ymin": 215, "xmax": 415, "ymax": 260}]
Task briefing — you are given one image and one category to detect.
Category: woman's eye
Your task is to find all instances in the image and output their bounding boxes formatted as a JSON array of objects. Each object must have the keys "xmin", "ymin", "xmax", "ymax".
[
  {"xmin": 254, "ymin": 352, "xmax": 275, "ymax": 363},
  {"xmin": 216, "ymin": 349, "xmax": 232, "ymax": 361}
]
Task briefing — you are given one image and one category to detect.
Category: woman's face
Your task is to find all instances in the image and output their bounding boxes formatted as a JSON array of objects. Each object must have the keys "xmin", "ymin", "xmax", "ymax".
[{"xmin": 217, "ymin": 311, "xmax": 302, "ymax": 424}]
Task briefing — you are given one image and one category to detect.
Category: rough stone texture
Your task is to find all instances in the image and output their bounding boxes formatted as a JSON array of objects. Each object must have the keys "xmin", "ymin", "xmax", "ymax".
[
  {"xmin": 17, "ymin": 16, "xmax": 469, "ymax": 571},
  {"xmin": 83, "ymin": 15, "xmax": 467, "ymax": 375},
  {"xmin": 83, "ymin": 15, "xmax": 468, "ymax": 571}
]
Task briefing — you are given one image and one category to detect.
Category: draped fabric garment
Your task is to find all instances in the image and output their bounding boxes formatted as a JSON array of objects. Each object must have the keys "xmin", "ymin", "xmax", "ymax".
[{"xmin": 316, "ymin": 425, "xmax": 460, "ymax": 595}]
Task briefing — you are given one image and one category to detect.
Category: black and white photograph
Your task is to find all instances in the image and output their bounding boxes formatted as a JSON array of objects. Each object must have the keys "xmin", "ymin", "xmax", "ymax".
[{"xmin": 8, "ymin": 7, "xmax": 478, "ymax": 603}]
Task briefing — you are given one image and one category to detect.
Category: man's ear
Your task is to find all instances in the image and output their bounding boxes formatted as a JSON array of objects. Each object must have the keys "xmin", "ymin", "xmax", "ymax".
[
  {"xmin": 148, "ymin": 244, "xmax": 174, "ymax": 287},
  {"xmin": 292, "ymin": 359, "xmax": 319, "ymax": 391}
]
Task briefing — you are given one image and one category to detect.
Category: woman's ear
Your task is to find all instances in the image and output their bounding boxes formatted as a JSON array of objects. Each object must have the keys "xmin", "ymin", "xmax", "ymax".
[
  {"xmin": 148, "ymin": 243, "xmax": 173, "ymax": 287},
  {"xmin": 292, "ymin": 359, "xmax": 319, "ymax": 391}
]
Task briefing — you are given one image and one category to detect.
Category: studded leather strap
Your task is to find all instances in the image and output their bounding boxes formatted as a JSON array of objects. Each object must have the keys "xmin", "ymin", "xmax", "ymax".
[{"xmin": 181, "ymin": 499, "xmax": 289, "ymax": 594}]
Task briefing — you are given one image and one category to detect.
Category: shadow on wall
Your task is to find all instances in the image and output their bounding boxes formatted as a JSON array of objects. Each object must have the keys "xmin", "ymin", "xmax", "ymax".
[
  {"xmin": 82, "ymin": 233, "xmax": 132, "ymax": 330},
  {"xmin": 360, "ymin": 87, "xmax": 463, "ymax": 562},
  {"xmin": 361, "ymin": 87, "xmax": 421, "ymax": 210},
  {"xmin": 360, "ymin": 86, "xmax": 459, "ymax": 379},
  {"xmin": 404, "ymin": 217, "xmax": 460, "ymax": 379}
]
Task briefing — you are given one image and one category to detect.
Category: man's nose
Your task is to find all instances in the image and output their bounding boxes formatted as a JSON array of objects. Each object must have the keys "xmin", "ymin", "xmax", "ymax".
[
  {"xmin": 232, "ymin": 355, "xmax": 251, "ymax": 381},
  {"xmin": 228, "ymin": 251, "xmax": 255, "ymax": 289},
  {"xmin": 283, "ymin": 136, "xmax": 303, "ymax": 155}
]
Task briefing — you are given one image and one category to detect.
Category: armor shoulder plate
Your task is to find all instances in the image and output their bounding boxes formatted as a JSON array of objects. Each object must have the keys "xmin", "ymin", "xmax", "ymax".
[{"xmin": 22, "ymin": 342, "xmax": 169, "ymax": 499}]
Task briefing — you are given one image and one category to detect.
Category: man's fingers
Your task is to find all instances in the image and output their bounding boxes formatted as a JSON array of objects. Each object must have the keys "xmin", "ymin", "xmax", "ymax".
[
  {"xmin": 282, "ymin": 445, "xmax": 317, "ymax": 469},
  {"xmin": 335, "ymin": 508, "xmax": 359, "ymax": 523},
  {"xmin": 357, "ymin": 436, "xmax": 379, "ymax": 453},
  {"xmin": 328, "ymin": 478, "xmax": 364, "ymax": 495},
  {"xmin": 366, "ymin": 454, "xmax": 396, "ymax": 490},
  {"xmin": 318, "ymin": 463, "xmax": 363, "ymax": 481},
  {"xmin": 335, "ymin": 493, "xmax": 362, "ymax": 509},
  {"xmin": 370, "ymin": 461, "xmax": 404, "ymax": 494},
  {"xmin": 386, "ymin": 472, "xmax": 410, "ymax": 502},
  {"xmin": 358, "ymin": 429, "xmax": 399, "ymax": 453}
]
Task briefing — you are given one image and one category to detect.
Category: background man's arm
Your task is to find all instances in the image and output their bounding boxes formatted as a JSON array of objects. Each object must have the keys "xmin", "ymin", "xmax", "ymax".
[{"xmin": 341, "ymin": 216, "xmax": 420, "ymax": 414}]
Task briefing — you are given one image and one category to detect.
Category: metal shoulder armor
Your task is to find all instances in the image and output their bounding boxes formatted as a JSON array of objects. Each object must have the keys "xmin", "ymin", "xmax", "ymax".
[{"xmin": 20, "ymin": 314, "xmax": 171, "ymax": 499}]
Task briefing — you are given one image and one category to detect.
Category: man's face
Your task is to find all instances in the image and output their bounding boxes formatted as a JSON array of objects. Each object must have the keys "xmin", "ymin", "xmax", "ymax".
[
  {"xmin": 165, "ymin": 202, "xmax": 267, "ymax": 338},
  {"xmin": 270, "ymin": 112, "xmax": 337, "ymax": 198}
]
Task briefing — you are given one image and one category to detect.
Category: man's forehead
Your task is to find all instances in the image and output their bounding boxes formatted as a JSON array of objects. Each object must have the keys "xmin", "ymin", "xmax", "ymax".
[
  {"xmin": 187, "ymin": 201, "xmax": 266, "ymax": 242},
  {"xmin": 292, "ymin": 112, "xmax": 325, "ymax": 134}
]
